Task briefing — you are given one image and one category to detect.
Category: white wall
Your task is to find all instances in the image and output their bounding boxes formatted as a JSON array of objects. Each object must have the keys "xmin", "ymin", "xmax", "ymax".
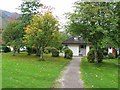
[
  {"xmin": 108, "ymin": 48, "xmax": 112, "ymax": 54},
  {"xmin": 67, "ymin": 44, "xmax": 90, "ymax": 56},
  {"xmin": 86, "ymin": 45, "xmax": 90, "ymax": 56},
  {"xmin": 8, "ymin": 46, "xmax": 13, "ymax": 51},
  {"xmin": 79, "ymin": 48, "xmax": 86, "ymax": 56},
  {"xmin": 68, "ymin": 45, "xmax": 79, "ymax": 56}
]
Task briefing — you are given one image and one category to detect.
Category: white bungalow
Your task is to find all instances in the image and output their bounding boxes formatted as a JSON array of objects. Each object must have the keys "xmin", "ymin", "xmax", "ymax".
[{"xmin": 62, "ymin": 36, "xmax": 90, "ymax": 56}]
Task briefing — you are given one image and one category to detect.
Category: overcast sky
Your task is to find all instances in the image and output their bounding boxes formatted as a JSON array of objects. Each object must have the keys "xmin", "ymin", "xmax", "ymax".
[{"xmin": 0, "ymin": 0, "xmax": 76, "ymax": 30}]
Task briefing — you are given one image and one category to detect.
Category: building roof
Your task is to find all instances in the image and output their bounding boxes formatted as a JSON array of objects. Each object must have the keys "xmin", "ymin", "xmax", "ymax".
[{"xmin": 62, "ymin": 36, "xmax": 90, "ymax": 45}]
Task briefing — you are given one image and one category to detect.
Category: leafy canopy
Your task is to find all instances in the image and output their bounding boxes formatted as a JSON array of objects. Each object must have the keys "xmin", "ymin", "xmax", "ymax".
[
  {"xmin": 2, "ymin": 21, "xmax": 23, "ymax": 47},
  {"xmin": 19, "ymin": 0, "xmax": 43, "ymax": 26},
  {"xmin": 24, "ymin": 11, "xmax": 60, "ymax": 59},
  {"xmin": 66, "ymin": 2, "xmax": 118, "ymax": 48},
  {"xmin": 66, "ymin": 2, "xmax": 118, "ymax": 63}
]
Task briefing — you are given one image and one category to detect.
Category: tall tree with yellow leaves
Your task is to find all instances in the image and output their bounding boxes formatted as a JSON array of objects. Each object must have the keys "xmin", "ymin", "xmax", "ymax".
[{"xmin": 24, "ymin": 11, "xmax": 59, "ymax": 60}]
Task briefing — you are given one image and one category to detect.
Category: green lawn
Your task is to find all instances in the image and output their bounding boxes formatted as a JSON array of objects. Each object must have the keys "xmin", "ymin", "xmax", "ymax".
[
  {"xmin": 2, "ymin": 52, "xmax": 70, "ymax": 88},
  {"xmin": 0, "ymin": 53, "xmax": 2, "ymax": 88},
  {"xmin": 80, "ymin": 57, "xmax": 118, "ymax": 88}
]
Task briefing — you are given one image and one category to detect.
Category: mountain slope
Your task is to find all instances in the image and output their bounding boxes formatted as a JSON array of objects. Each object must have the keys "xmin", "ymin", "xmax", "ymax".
[{"xmin": 0, "ymin": 9, "xmax": 20, "ymax": 29}]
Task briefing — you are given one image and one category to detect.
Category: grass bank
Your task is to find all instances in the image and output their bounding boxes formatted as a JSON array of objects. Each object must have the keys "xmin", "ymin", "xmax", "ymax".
[
  {"xmin": 2, "ymin": 52, "xmax": 70, "ymax": 88},
  {"xmin": 80, "ymin": 57, "xmax": 118, "ymax": 88}
]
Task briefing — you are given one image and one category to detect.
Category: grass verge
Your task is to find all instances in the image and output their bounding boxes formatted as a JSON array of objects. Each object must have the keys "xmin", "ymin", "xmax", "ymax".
[
  {"xmin": 80, "ymin": 57, "xmax": 118, "ymax": 88},
  {"xmin": 2, "ymin": 52, "xmax": 70, "ymax": 88}
]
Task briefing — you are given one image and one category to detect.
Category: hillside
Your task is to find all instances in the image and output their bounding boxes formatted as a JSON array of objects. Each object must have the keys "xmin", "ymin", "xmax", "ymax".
[
  {"xmin": 0, "ymin": 10, "xmax": 20, "ymax": 44},
  {"xmin": 0, "ymin": 9, "xmax": 20, "ymax": 29}
]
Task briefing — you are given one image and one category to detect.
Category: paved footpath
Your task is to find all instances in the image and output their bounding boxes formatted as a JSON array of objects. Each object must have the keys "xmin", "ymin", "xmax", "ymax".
[{"xmin": 58, "ymin": 57, "xmax": 84, "ymax": 88}]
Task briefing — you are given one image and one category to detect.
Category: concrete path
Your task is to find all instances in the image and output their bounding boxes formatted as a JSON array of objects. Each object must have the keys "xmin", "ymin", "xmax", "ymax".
[{"xmin": 58, "ymin": 57, "xmax": 84, "ymax": 88}]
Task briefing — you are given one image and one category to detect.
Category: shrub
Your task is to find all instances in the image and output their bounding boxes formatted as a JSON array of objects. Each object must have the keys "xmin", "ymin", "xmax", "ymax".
[
  {"xmin": 97, "ymin": 49, "xmax": 104, "ymax": 63},
  {"xmin": 44, "ymin": 47, "xmax": 51, "ymax": 54},
  {"xmin": 0, "ymin": 45, "xmax": 11, "ymax": 53},
  {"xmin": 44, "ymin": 49, "xmax": 49, "ymax": 54},
  {"xmin": 117, "ymin": 55, "xmax": 120, "ymax": 60},
  {"xmin": 114, "ymin": 49, "xmax": 118, "ymax": 58},
  {"xmin": 27, "ymin": 47, "xmax": 32, "ymax": 55},
  {"xmin": 87, "ymin": 48, "xmax": 103, "ymax": 63},
  {"xmin": 103, "ymin": 49, "xmax": 108, "ymax": 56},
  {"xmin": 51, "ymin": 47, "xmax": 59, "ymax": 57},
  {"xmin": 87, "ymin": 48, "xmax": 95, "ymax": 63},
  {"xmin": 4, "ymin": 46, "xmax": 11, "ymax": 53},
  {"xmin": 107, "ymin": 53, "xmax": 115, "ymax": 59},
  {"xmin": 64, "ymin": 48, "xmax": 73, "ymax": 59},
  {"xmin": 32, "ymin": 48, "xmax": 37, "ymax": 54}
]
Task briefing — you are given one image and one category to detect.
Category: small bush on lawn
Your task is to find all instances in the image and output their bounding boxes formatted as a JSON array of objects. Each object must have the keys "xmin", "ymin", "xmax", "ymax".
[
  {"xmin": 117, "ymin": 56, "xmax": 120, "ymax": 60},
  {"xmin": 27, "ymin": 47, "xmax": 32, "ymax": 55},
  {"xmin": 114, "ymin": 49, "xmax": 118, "ymax": 58},
  {"xmin": 31, "ymin": 48, "xmax": 37, "ymax": 54},
  {"xmin": 1, "ymin": 45, "xmax": 11, "ymax": 53},
  {"xmin": 27, "ymin": 47, "xmax": 37, "ymax": 55},
  {"xmin": 51, "ymin": 47, "xmax": 59, "ymax": 57},
  {"xmin": 87, "ymin": 48, "xmax": 94, "ymax": 63},
  {"xmin": 107, "ymin": 53, "xmax": 115, "ymax": 59},
  {"xmin": 4, "ymin": 46, "xmax": 11, "ymax": 53},
  {"xmin": 64, "ymin": 48, "xmax": 73, "ymax": 59},
  {"xmin": 44, "ymin": 49, "xmax": 49, "ymax": 54},
  {"xmin": 44, "ymin": 47, "xmax": 51, "ymax": 54},
  {"xmin": 103, "ymin": 49, "xmax": 108, "ymax": 56},
  {"xmin": 87, "ymin": 48, "xmax": 103, "ymax": 63},
  {"xmin": 44, "ymin": 48, "xmax": 49, "ymax": 54}
]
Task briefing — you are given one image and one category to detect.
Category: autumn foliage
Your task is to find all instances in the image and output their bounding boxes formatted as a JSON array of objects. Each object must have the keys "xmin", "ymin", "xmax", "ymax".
[{"xmin": 24, "ymin": 11, "xmax": 59, "ymax": 59}]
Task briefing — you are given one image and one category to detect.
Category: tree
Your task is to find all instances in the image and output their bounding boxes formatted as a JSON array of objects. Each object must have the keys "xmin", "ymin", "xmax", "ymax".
[
  {"xmin": 18, "ymin": 0, "xmax": 43, "ymax": 43},
  {"xmin": 115, "ymin": 1, "xmax": 120, "ymax": 47},
  {"xmin": 49, "ymin": 31, "xmax": 69, "ymax": 51},
  {"xmin": 19, "ymin": 0, "xmax": 43, "ymax": 26},
  {"xmin": 24, "ymin": 11, "xmax": 59, "ymax": 60},
  {"xmin": 15, "ymin": 0, "xmax": 43, "ymax": 55},
  {"xmin": 66, "ymin": 2, "xmax": 118, "ymax": 63},
  {"xmin": 2, "ymin": 21, "xmax": 23, "ymax": 55}
]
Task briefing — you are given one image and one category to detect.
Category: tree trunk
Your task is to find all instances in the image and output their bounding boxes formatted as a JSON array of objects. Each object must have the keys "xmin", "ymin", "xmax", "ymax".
[
  {"xmin": 39, "ymin": 47, "xmax": 44, "ymax": 60},
  {"xmin": 36, "ymin": 47, "xmax": 40, "ymax": 56},
  {"xmin": 13, "ymin": 50, "xmax": 16, "ymax": 56},
  {"xmin": 94, "ymin": 48, "xmax": 98, "ymax": 64},
  {"xmin": 17, "ymin": 48, "xmax": 20, "ymax": 53},
  {"xmin": 13, "ymin": 46, "xmax": 16, "ymax": 56},
  {"xmin": 27, "ymin": 47, "xmax": 31, "ymax": 55}
]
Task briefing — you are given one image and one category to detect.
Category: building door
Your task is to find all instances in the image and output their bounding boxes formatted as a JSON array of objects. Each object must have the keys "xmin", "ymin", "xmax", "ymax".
[{"xmin": 79, "ymin": 45, "xmax": 86, "ymax": 56}]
